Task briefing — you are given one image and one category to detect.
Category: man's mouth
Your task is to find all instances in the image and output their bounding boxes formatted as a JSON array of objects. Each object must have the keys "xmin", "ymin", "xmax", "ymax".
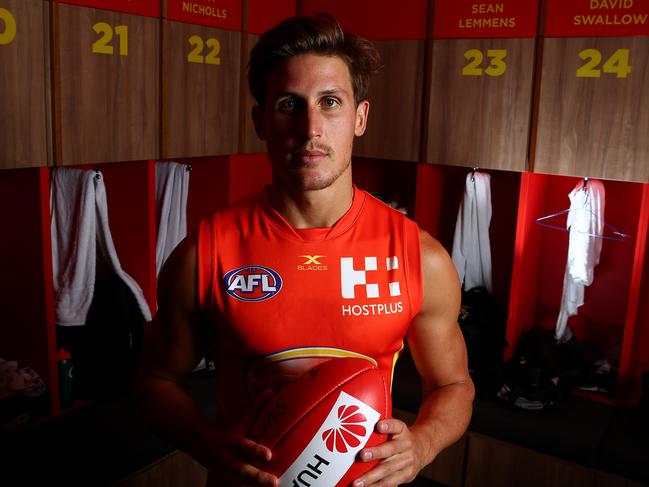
[{"xmin": 293, "ymin": 147, "xmax": 330, "ymax": 165}]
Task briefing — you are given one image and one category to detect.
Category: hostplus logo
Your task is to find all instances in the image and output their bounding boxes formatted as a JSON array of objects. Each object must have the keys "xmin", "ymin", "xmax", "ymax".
[{"xmin": 340, "ymin": 256, "xmax": 404, "ymax": 317}]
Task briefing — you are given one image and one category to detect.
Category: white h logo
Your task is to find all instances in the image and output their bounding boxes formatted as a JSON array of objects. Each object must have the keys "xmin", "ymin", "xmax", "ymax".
[{"xmin": 340, "ymin": 256, "xmax": 401, "ymax": 299}]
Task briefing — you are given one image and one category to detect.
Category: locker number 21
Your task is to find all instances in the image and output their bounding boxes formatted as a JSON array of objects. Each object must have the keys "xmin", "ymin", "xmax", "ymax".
[
  {"xmin": 462, "ymin": 49, "xmax": 507, "ymax": 77},
  {"xmin": 92, "ymin": 22, "xmax": 128, "ymax": 56},
  {"xmin": 0, "ymin": 8, "xmax": 17, "ymax": 45}
]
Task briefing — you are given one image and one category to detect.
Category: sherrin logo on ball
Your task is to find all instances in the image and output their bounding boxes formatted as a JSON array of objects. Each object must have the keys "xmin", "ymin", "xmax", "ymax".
[
  {"xmin": 223, "ymin": 265, "xmax": 282, "ymax": 302},
  {"xmin": 248, "ymin": 357, "xmax": 390, "ymax": 487}
]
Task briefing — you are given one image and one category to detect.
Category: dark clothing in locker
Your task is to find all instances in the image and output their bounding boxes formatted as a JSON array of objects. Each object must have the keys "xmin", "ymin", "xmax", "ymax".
[{"xmin": 58, "ymin": 273, "xmax": 145, "ymax": 401}]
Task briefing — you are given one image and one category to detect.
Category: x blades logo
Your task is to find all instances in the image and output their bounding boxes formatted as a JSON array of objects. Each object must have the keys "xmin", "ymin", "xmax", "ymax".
[{"xmin": 297, "ymin": 255, "xmax": 328, "ymax": 271}]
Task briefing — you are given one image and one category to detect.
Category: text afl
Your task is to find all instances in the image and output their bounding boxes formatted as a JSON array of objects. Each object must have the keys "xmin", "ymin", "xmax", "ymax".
[{"xmin": 224, "ymin": 265, "xmax": 283, "ymax": 302}]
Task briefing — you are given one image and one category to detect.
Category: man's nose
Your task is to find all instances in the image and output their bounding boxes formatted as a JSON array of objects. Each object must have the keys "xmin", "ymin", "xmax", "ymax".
[{"xmin": 300, "ymin": 106, "xmax": 323, "ymax": 139}]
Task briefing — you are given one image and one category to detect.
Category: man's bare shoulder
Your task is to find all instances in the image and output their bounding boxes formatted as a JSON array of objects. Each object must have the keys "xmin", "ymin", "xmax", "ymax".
[
  {"xmin": 418, "ymin": 229, "xmax": 453, "ymax": 272},
  {"xmin": 417, "ymin": 229, "xmax": 461, "ymax": 316}
]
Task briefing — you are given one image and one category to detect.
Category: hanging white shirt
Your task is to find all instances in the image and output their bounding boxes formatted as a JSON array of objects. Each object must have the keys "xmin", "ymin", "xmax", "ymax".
[
  {"xmin": 555, "ymin": 179, "xmax": 605, "ymax": 343},
  {"xmin": 451, "ymin": 171, "xmax": 493, "ymax": 294}
]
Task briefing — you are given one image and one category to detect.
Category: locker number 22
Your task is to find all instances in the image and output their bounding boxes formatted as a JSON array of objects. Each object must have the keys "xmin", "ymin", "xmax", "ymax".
[
  {"xmin": 0, "ymin": 8, "xmax": 17, "ymax": 45},
  {"xmin": 92, "ymin": 22, "xmax": 128, "ymax": 56},
  {"xmin": 187, "ymin": 35, "xmax": 221, "ymax": 65},
  {"xmin": 462, "ymin": 49, "xmax": 507, "ymax": 77}
]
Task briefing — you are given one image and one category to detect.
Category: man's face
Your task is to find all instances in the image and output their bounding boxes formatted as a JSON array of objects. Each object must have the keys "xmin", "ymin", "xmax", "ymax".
[{"xmin": 253, "ymin": 53, "xmax": 369, "ymax": 192}]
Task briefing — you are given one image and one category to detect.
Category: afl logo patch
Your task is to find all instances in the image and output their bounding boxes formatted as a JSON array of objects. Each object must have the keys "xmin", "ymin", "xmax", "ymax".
[{"xmin": 224, "ymin": 265, "xmax": 283, "ymax": 302}]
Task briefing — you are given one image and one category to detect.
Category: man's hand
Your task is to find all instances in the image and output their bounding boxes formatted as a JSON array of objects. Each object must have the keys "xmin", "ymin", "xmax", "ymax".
[
  {"xmin": 207, "ymin": 390, "xmax": 279, "ymax": 487},
  {"xmin": 351, "ymin": 418, "xmax": 431, "ymax": 487},
  {"xmin": 209, "ymin": 430, "xmax": 278, "ymax": 486}
]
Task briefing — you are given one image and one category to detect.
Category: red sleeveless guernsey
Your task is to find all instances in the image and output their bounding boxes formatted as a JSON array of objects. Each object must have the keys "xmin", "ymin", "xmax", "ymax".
[{"xmin": 197, "ymin": 187, "xmax": 423, "ymax": 426}]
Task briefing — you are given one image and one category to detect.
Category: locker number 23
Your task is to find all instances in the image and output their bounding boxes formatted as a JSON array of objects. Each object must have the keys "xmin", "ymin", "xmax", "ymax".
[
  {"xmin": 0, "ymin": 8, "xmax": 17, "ymax": 45},
  {"xmin": 462, "ymin": 49, "xmax": 507, "ymax": 77},
  {"xmin": 92, "ymin": 22, "xmax": 128, "ymax": 56}
]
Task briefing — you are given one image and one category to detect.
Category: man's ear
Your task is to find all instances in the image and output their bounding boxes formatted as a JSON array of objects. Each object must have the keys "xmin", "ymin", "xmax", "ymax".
[
  {"xmin": 252, "ymin": 105, "xmax": 266, "ymax": 141},
  {"xmin": 354, "ymin": 100, "xmax": 370, "ymax": 137}
]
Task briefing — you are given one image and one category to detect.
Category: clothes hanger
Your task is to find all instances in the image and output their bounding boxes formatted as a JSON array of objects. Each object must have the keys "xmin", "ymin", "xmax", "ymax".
[{"xmin": 534, "ymin": 178, "xmax": 632, "ymax": 242}]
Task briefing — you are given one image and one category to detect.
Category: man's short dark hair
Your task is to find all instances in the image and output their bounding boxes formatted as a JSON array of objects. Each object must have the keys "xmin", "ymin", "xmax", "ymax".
[{"xmin": 248, "ymin": 14, "xmax": 382, "ymax": 107}]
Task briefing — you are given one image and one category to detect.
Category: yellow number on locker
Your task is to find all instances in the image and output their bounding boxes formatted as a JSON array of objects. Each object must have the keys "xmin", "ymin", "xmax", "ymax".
[
  {"xmin": 92, "ymin": 22, "xmax": 128, "ymax": 56},
  {"xmin": 576, "ymin": 49, "xmax": 602, "ymax": 78},
  {"xmin": 462, "ymin": 49, "xmax": 484, "ymax": 76},
  {"xmin": 187, "ymin": 35, "xmax": 221, "ymax": 65},
  {"xmin": 204, "ymin": 38, "xmax": 221, "ymax": 65},
  {"xmin": 114, "ymin": 25, "xmax": 128, "ymax": 56},
  {"xmin": 462, "ymin": 49, "xmax": 507, "ymax": 77},
  {"xmin": 602, "ymin": 49, "xmax": 631, "ymax": 78},
  {"xmin": 484, "ymin": 49, "xmax": 507, "ymax": 77},
  {"xmin": 577, "ymin": 49, "xmax": 631, "ymax": 78},
  {"xmin": 187, "ymin": 34, "xmax": 204, "ymax": 63},
  {"xmin": 0, "ymin": 7, "xmax": 17, "ymax": 45}
]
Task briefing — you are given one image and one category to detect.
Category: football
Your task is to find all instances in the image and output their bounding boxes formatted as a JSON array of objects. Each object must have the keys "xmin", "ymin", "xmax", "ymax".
[{"xmin": 248, "ymin": 357, "xmax": 391, "ymax": 486}]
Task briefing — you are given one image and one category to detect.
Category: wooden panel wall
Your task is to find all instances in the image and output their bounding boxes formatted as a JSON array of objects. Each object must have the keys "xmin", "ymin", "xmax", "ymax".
[
  {"xmin": 532, "ymin": 36, "xmax": 649, "ymax": 182},
  {"xmin": 55, "ymin": 4, "xmax": 160, "ymax": 165},
  {"xmin": 162, "ymin": 20, "xmax": 241, "ymax": 158},
  {"xmin": 425, "ymin": 38, "xmax": 535, "ymax": 171},
  {"xmin": 0, "ymin": 0, "xmax": 52, "ymax": 168},
  {"xmin": 353, "ymin": 39, "xmax": 425, "ymax": 162},
  {"xmin": 239, "ymin": 32, "xmax": 265, "ymax": 154}
]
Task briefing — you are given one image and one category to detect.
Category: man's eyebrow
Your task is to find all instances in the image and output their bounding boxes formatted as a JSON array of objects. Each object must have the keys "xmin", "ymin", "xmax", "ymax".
[
  {"xmin": 319, "ymin": 87, "xmax": 349, "ymax": 96},
  {"xmin": 271, "ymin": 87, "xmax": 351, "ymax": 101}
]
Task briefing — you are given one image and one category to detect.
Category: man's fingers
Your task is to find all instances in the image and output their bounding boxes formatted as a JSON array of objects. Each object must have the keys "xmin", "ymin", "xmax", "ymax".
[
  {"xmin": 221, "ymin": 447, "xmax": 278, "ymax": 486},
  {"xmin": 236, "ymin": 437, "xmax": 272, "ymax": 463},
  {"xmin": 375, "ymin": 418, "xmax": 406, "ymax": 435},
  {"xmin": 352, "ymin": 454, "xmax": 413, "ymax": 487}
]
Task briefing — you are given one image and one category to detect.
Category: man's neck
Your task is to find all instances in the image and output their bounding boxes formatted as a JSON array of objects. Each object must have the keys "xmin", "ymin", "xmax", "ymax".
[{"xmin": 268, "ymin": 179, "xmax": 354, "ymax": 229}]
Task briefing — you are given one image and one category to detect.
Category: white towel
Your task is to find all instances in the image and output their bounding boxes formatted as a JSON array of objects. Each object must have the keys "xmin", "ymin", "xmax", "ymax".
[
  {"xmin": 51, "ymin": 168, "xmax": 152, "ymax": 326},
  {"xmin": 155, "ymin": 162, "xmax": 190, "ymax": 276},
  {"xmin": 555, "ymin": 179, "xmax": 605, "ymax": 343},
  {"xmin": 451, "ymin": 172, "xmax": 493, "ymax": 294}
]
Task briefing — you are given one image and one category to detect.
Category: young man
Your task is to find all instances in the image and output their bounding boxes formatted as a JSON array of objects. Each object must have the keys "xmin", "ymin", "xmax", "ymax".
[{"xmin": 136, "ymin": 14, "xmax": 474, "ymax": 487}]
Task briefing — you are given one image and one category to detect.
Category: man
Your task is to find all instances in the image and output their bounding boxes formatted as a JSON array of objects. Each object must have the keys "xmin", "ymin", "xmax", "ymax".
[{"xmin": 136, "ymin": 14, "xmax": 474, "ymax": 487}]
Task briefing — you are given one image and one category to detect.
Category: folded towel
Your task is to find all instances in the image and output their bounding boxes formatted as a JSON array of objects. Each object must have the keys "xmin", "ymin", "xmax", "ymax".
[
  {"xmin": 155, "ymin": 162, "xmax": 189, "ymax": 276},
  {"xmin": 51, "ymin": 168, "xmax": 152, "ymax": 326}
]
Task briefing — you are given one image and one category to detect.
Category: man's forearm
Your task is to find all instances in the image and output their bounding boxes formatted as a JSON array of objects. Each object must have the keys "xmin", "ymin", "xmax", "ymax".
[
  {"xmin": 410, "ymin": 379, "xmax": 475, "ymax": 463},
  {"xmin": 135, "ymin": 373, "xmax": 221, "ymax": 469}
]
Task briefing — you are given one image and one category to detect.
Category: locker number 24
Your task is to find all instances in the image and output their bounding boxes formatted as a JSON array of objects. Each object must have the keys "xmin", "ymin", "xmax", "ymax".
[
  {"xmin": 576, "ymin": 49, "xmax": 631, "ymax": 78},
  {"xmin": 462, "ymin": 49, "xmax": 507, "ymax": 77},
  {"xmin": 0, "ymin": 8, "xmax": 17, "ymax": 45},
  {"xmin": 92, "ymin": 22, "xmax": 128, "ymax": 56}
]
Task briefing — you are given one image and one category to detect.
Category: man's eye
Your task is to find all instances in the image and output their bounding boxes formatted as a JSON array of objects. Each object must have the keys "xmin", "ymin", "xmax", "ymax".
[
  {"xmin": 323, "ymin": 98, "xmax": 340, "ymax": 109},
  {"xmin": 277, "ymin": 99, "xmax": 296, "ymax": 112}
]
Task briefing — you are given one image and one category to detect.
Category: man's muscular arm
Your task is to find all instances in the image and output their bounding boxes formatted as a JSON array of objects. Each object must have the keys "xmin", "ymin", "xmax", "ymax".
[
  {"xmin": 135, "ymin": 235, "xmax": 277, "ymax": 486},
  {"xmin": 353, "ymin": 230, "xmax": 475, "ymax": 487}
]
